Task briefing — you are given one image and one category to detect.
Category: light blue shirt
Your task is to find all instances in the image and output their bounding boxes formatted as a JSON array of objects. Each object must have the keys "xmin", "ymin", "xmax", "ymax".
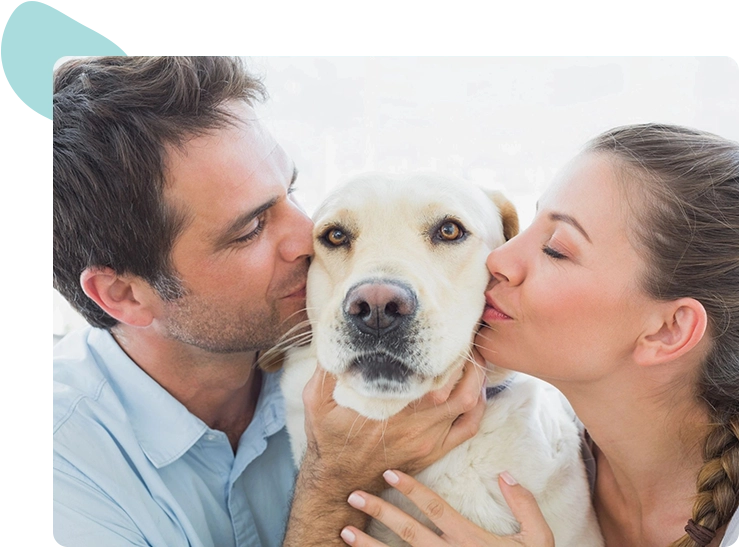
[{"xmin": 54, "ymin": 327, "xmax": 297, "ymax": 547}]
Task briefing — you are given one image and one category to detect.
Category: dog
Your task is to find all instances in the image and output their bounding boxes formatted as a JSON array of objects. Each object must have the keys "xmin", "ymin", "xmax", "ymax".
[{"xmin": 279, "ymin": 172, "xmax": 604, "ymax": 546}]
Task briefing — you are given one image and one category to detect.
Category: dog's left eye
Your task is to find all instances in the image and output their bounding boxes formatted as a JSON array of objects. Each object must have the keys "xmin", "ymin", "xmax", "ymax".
[
  {"xmin": 437, "ymin": 221, "xmax": 465, "ymax": 241},
  {"xmin": 322, "ymin": 227, "xmax": 349, "ymax": 246}
]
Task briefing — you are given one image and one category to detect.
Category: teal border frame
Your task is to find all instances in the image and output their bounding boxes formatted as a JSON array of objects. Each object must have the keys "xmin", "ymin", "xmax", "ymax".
[{"xmin": 0, "ymin": 0, "xmax": 739, "ymax": 547}]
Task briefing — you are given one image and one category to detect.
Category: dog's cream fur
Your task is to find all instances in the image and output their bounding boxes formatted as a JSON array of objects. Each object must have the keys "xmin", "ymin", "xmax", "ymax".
[{"xmin": 281, "ymin": 173, "xmax": 604, "ymax": 546}]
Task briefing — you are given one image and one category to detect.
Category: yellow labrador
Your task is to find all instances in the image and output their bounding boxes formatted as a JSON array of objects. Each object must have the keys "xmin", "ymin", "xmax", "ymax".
[{"xmin": 280, "ymin": 172, "xmax": 603, "ymax": 546}]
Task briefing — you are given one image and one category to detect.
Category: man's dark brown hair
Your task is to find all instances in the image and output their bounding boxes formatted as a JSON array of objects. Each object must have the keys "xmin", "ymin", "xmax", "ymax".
[{"xmin": 53, "ymin": 56, "xmax": 266, "ymax": 329}]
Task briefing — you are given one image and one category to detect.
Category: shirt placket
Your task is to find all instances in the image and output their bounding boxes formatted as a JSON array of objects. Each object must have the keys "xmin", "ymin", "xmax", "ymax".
[{"xmin": 229, "ymin": 421, "xmax": 267, "ymax": 546}]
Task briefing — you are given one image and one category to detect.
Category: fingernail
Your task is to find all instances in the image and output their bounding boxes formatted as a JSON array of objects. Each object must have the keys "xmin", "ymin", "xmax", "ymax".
[
  {"xmin": 500, "ymin": 471, "xmax": 518, "ymax": 485},
  {"xmin": 347, "ymin": 492, "xmax": 365, "ymax": 508},
  {"xmin": 341, "ymin": 528, "xmax": 356, "ymax": 544},
  {"xmin": 383, "ymin": 469, "xmax": 400, "ymax": 485}
]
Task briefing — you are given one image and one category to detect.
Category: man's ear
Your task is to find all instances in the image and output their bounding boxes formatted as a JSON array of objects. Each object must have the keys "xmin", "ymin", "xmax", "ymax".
[
  {"xmin": 485, "ymin": 190, "xmax": 519, "ymax": 241},
  {"xmin": 80, "ymin": 267, "xmax": 157, "ymax": 327},
  {"xmin": 633, "ymin": 298, "xmax": 708, "ymax": 367}
]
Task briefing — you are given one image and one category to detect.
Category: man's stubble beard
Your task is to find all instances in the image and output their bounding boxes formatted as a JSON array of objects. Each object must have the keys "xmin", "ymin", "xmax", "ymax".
[{"xmin": 162, "ymin": 292, "xmax": 305, "ymax": 354}]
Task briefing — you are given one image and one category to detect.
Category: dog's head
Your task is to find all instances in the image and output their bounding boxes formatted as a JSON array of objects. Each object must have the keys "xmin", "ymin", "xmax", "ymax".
[{"xmin": 307, "ymin": 173, "xmax": 518, "ymax": 419}]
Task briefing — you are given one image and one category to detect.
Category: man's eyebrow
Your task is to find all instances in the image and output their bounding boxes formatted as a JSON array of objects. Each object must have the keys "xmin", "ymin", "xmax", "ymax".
[
  {"xmin": 216, "ymin": 198, "xmax": 278, "ymax": 245},
  {"xmin": 216, "ymin": 166, "xmax": 299, "ymax": 246},
  {"xmin": 549, "ymin": 212, "xmax": 592, "ymax": 243}
]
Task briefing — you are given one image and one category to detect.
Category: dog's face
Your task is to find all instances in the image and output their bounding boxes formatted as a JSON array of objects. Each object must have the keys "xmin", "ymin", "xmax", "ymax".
[{"xmin": 307, "ymin": 173, "xmax": 518, "ymax": 420}]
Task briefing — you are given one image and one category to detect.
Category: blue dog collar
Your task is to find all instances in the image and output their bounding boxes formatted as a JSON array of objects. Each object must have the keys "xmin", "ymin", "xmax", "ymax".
[{"xmin": 485, "ymin": 375, "xmax": 515, "ymax": 400}]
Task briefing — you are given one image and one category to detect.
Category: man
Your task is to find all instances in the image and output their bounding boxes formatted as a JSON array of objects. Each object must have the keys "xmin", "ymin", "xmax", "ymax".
[{"xmin": 53, "ymin": 56, "xmax": 485, "ymax": 547}]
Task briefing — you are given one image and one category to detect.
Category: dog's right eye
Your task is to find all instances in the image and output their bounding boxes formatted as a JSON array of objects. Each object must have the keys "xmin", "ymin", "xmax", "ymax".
[
  {"xmin": 322, "ymin": 227, "xmax": 349, "ymax": 247},
  {"xmin": 439, "ymin": 222, "xmax": 462, "ymax": 240}
]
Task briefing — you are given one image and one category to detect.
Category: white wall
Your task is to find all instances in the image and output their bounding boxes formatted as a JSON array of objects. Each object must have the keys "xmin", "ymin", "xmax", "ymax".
[{"xmin": 53, "ymin": 56, "xmax": 739, "ymax": 336}]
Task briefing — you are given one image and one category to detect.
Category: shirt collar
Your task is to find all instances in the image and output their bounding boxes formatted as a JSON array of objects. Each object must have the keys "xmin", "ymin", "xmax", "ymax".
[{"xmin": 88, "ymin": 328, "xmax": 284, "ymax": 469}]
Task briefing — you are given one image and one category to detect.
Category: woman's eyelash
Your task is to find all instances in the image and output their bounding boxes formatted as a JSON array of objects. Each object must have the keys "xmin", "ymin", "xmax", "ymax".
[
  {"xmin": 542, "ymin": 245, "xmax": 566, "ymax": 259},
  {"xmin": 234, "ymin": 218, "xmax": 265, "ymax": 243}
]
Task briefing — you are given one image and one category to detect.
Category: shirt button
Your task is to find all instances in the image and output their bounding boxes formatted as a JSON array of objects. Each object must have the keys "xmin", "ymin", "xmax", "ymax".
[{"xmin": 205, "ymin": 434, "xmax": 217, "ymax": 441}]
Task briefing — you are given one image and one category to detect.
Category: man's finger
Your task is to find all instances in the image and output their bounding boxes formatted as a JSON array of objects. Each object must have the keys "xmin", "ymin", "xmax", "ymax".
[
  {"xmin": 423, "ymin": 365, "xmax": 464, "ymax": 406},
  {"xmin": 303, "ymin": 365, "xmax": 336, "ymax": 405},
  {"xmin": 442, "ymin": 388, "xmax": 486, "ymax": 451},
  {"xmin": 446, "ymin": 356, "xmax": 487, "ymax": 416}
]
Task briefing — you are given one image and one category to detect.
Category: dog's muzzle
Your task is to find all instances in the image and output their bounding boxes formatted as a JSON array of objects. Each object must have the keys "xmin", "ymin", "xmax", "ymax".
[
  {"xmin": 341, "ymin": 280, "xmax": 419, "ymax": 388},
  {"xmin": 350, "ymin": 353, "xmax": 415, "ymax": 388}
]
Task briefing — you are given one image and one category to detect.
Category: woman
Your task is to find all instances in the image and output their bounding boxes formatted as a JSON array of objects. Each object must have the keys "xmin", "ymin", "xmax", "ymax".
[{"xmin": 338, "ymin": 124, "xmax": 739, "ymax": 547}]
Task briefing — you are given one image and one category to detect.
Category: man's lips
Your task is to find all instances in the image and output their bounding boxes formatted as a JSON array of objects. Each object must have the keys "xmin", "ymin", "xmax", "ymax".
[
  {"xmin": 482, "ymin": 293, "xmax": 512, "ymax": 322},
  {"xmin": 283, "ymin": 284, "xmax": 307, "ymax": 299}
]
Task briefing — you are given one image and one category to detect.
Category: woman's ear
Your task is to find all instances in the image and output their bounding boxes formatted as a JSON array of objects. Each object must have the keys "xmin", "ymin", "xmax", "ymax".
[
  {"xmin": 633, "ymin": 298, "xmax": 708, "ymax": 367},
  {"xmin": 80, "ymin": 267, "xmax": 157, "ymax": 327}
]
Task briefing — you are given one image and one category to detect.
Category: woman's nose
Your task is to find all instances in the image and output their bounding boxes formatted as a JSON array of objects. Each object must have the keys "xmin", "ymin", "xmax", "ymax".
[{"xmin": 486, "ymin": 237, "xmax": 523, "ymax": 286}]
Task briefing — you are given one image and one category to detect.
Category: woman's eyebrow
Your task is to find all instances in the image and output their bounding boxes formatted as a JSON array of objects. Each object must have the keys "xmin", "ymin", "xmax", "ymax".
[{"xmin": 549, "ymin": 212, "xmax": 592, "ymax": 243}]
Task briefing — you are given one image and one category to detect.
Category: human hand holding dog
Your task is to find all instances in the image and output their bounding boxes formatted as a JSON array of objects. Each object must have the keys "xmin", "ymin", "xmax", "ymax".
[
  {"xmin": 283, "ymin": 352, "xmax": 487, "ymax": 546},
  {"xmin": 339, "ymin": 469, "xmax": 555, "ymax": 547},
  {"xmin": 303, "ymin": 350, "xmax": 487, "ymax": 489}
]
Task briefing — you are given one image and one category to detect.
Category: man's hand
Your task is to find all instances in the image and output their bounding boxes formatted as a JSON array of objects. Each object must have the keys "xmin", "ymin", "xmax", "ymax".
[
  {"xmin": 283, "ymin": 350, "xmax": 488, "ymax": 546},
  {"xmin": 303, "ymin": 353, "xmax": 487, "ymax": 489}
]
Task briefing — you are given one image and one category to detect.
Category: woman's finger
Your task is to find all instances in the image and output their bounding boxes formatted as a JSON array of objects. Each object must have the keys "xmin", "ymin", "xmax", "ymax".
[
  {"xmin": 340, "ymin": 525, "xmax": 389, "ymax": 547},
  {"xmin": 379, "ymin": 470, "xmax": 494, "ymax": 541},
  {"xmin": 345, "ymin": 490, "xmax": 447, "ymax": 546},
  {"xmin": 498, "ymin": 473, "xmax": 555, "ymax": 546}
]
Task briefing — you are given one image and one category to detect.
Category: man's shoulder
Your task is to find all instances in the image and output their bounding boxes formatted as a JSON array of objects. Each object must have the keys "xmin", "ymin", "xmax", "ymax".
[
  {"xmin": 53, "ymin": 328, "xmax": 149, "ymax": 491},
  {"xmin": 54, "ymin": 327, "xmax": 111, "ymax": 427},
  {"xmin": 54, "ymin": 327, "xmax": 136, "ymax": 452}
]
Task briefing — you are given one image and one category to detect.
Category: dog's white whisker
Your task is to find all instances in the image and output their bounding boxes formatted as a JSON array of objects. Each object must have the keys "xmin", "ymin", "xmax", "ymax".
[
  {"xmin": 347, "ymin": 413, "xmax": 364, "ymax": 439},
  {"xmin": 320, "ymin": 369, "xmax": 328, "ymax": 396},
  {"xmin": 381, "ymin": 419, "xmax": 388, "ymax": 467},
  {"xmin": 444, "ymin": 399, "xmax": 453, "ymax": 423},
  {"xmin": 339, "ymin": 413, "xmax": 365, "ymax": 460},
  {"xmin": 254, "ymin": 325, "xmax": 314, "ymax": 369}
]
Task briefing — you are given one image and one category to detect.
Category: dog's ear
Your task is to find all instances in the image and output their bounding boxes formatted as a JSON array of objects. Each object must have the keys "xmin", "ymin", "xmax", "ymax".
[{"xmin": 485, "ymin": 190, "xmax": 519, "ymax": 240}]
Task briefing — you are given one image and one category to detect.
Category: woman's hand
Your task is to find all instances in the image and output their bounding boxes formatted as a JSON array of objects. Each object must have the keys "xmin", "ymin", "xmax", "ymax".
[{"xmin": 339, "ymin": 469, "xmax": 555, "ymax": 547}]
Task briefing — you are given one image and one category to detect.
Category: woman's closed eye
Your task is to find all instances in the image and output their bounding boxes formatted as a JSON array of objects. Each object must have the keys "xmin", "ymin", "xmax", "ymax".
[{"xmin": 542, "ymin": 244, "xmax": 567, "ymax": 260}]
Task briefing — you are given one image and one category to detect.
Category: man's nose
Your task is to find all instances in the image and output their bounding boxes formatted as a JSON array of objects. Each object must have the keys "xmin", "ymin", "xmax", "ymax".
[{"xmin": 281, "ymin": 203, "xmax": 314, "ymax": 262}]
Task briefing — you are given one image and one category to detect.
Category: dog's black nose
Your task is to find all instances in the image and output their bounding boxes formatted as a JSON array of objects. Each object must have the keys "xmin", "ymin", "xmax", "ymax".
[{"xmin": 343, "ymin": 281, "xmax": 417, "ymax": 336}]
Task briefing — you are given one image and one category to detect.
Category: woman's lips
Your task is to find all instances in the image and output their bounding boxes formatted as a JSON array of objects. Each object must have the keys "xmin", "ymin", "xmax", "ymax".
[{"xmin": 482, "ymin": 294, "xmax": 512, "ymax": 323}]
